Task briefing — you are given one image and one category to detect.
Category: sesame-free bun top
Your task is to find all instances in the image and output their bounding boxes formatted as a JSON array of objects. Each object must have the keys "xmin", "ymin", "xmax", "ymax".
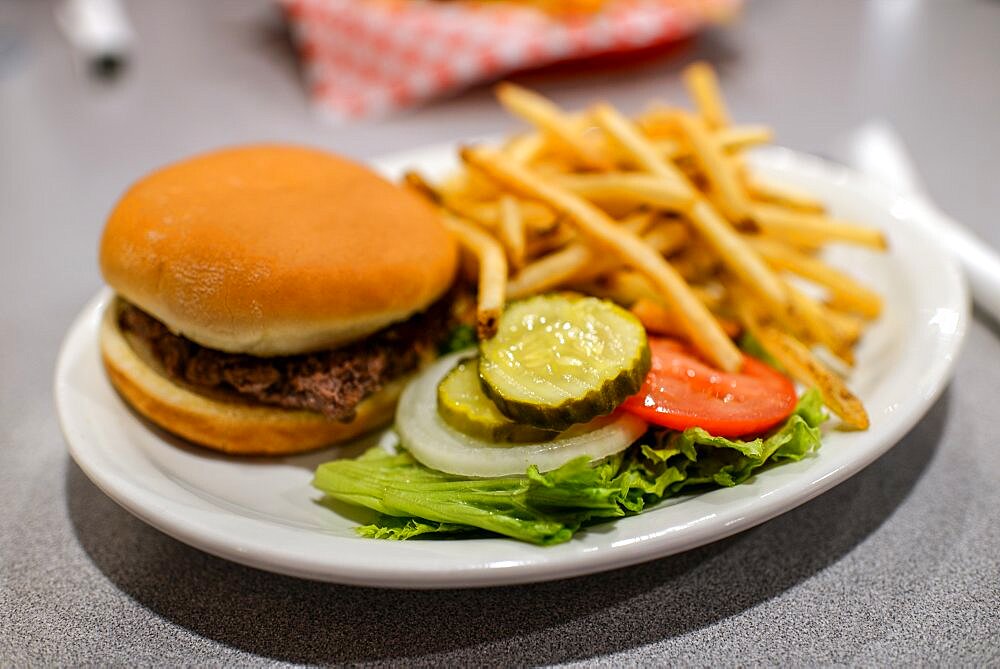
[{"xmin": 100, "ymin": 144, "xmax": 458, "ymax": 356}]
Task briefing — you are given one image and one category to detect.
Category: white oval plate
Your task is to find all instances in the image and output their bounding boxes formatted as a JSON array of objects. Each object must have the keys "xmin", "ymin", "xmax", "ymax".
[{"xmin": 56, "ymin": 146, "xmax": 968, "ymax": 589}]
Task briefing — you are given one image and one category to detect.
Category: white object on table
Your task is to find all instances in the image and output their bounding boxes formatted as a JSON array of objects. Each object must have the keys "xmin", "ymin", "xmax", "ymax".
[{"xmin": 846, "ymin": 121, "xmax": 1000, "ymax": 323}]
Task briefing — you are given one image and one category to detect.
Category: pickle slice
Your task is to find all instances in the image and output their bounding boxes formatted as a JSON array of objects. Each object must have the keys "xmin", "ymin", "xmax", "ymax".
[
  {"xmin": 437, "ymin": 357, "xmax": 559, "ymax": 443},
  {"xmin": 479, "ymin": 294, "xmax": 651, "ymax": 431}
]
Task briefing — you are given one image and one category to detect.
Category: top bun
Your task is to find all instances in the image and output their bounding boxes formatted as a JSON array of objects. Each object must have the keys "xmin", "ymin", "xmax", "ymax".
[{"xmin": 100, "ymin": 144, "xmax": 458, "ymax": 356}]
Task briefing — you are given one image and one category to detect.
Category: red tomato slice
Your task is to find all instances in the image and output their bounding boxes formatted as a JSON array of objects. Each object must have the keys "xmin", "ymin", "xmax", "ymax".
[{"xmin": 622, "ymin": 337, "xmax": 797, "ymax": 437}]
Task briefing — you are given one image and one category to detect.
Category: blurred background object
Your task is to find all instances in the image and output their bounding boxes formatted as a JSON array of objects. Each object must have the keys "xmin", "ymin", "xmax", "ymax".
[
  {"xmin": 55, "ymin": 0, "xmax": 133, "ymax": 78},
  {"xmin": 281, "ymin": 0, "xmax": 740, "ymax": 120}
]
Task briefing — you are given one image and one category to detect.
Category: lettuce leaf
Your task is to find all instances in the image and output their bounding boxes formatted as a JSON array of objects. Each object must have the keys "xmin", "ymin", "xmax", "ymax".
[{"xmin": 312, "ymin": 389, "xmax": 826, "ymax": 545}]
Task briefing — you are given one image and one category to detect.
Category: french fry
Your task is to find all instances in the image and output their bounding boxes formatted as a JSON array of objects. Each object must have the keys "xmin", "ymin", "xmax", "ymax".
[
  {"xmin": 648, "ymin": 124, "xmax": 773, "ymax": 159},
  {"xmin": 748, "ymin": 237, "xmax": 883, "ymax": 318},
  {"xmin": 752, "ymin": 203, "xmax": 888, "ymax": 250},
  {"xmin": 670, "ymin": 243, "xmax": 721, "ymax": 283},
  {"xmin": 717, "ymin": 125, "xmax": 774, "ymax": 153},
  {"xmin": 503, "ymin": 132, "xmax": 547, "ymax": 165},
  {"xmin": 554, "ymin": 173, "xmax": 694, "ymax": 212},
  {"xmin": 592, "ymin": 103, "xmax": 687, "ymax": 184},
  {"xmin": 498, "ymin": 195, "xmax": 526, "ymax": 270},
  {"xmin": 592, "ymin": 103, "xmax": 789, "ymax": 315},
  {"xmin": 403, "ymin": 170, "xmax": 442, "ymax": 205},
  {"xmin": 783, "ymin": 280, "xmax": 854, "ymax": 366},
  {"xmin": 496, "ymin": 82, "xmax": 611, "ymax": 171},
  {"xmin": 405, "ymin": 171, "xmax": 499, "ymax": 230},
  {"xmin": 819, "ymin": 304, "xmax": 864, "ymax": 346},
  {"xmin": 517, "ymin": 213, "xmax": 653, "ymax": 294},
  {"xmin": 591, "ymin": 270, "xmax": 721, "ymax": 310},
  {"xmin": 674, "ymin": 111, "xmax": 752, "ymax": 221},
  {"xmin": 732, "ymin": 295, "xmax": 869, "ymax": 429},
  {"xmin": 688, "ymin": 200, "xmax": 790, "ymax": 314},
  {"xmin": 406, "ymin": 170, "xmax": 561, "ymax": 233},
  {"xmin": 757, "ymin": 326, "xmax": 870, "ymax": 430},
  {"xmin": 525, "ymin": 222, "xmax": 575, "ymax": 257},
  {"xmin": 639, "ymin": 220, "xmax": 689, "ymax": 256},
  {"xmin": 463, "ymin": 146, "xmax": 743, "ymax": 371},
  {"xmin": 742, "ymin": 172, "xmax": 825, "ymax": 213},
  {"xmin": 508, "ymin": 244, "xmax": 591, "ymax": 299},
  {"xmin": 443, "ymin": 215, "xmax": 507, "ymax": 339},
  {"xmin": 510, "ymin": 216, "xmax": 682, "ymax": 298},
  {"xmin": 461, "ymin": 199, "xmax": 559, "ymax": 232},
  {"xmin": 632, "ymin": 298, "xmax": 741, "ymax": 340},
  {"xmin": 570, "ymin": 217, "xmax": 688, "ymax": 284},
  {"xmin": 683, "ymin": 61, "xmax": 730, "ymax": 129}
]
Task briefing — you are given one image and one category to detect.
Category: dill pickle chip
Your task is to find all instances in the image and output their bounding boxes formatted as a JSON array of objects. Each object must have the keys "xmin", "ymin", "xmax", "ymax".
[
  {"xmin": 437, "ymin": 357, "xmax": 559, "ymax": 443},
  {"xmin": 479, "ymin": 294, "xmax": 651, "ymax": 431}
]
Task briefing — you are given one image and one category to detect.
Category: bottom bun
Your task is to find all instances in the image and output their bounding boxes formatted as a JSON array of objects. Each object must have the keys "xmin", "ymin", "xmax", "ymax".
[{"xmin": 99, "ymin": 299, "xmax": 402, "ymax": 455}]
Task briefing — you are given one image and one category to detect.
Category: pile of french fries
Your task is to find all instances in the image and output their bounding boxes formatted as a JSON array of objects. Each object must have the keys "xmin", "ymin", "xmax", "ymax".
[{"xmin": 405, "ymin": 62, "xmax": 885, "ymax": 430}]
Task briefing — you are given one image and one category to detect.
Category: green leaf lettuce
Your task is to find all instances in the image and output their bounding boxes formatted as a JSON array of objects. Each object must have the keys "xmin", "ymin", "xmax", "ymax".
[{"xmin": 312, "ymin": 389, "xmax": 826, "ymax": 545}]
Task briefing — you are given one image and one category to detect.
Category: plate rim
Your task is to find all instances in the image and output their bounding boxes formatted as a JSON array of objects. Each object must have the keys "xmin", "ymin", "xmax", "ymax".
[{"xmin": 55, "ymin": 146, "xmax": 969, "ymax": 589}]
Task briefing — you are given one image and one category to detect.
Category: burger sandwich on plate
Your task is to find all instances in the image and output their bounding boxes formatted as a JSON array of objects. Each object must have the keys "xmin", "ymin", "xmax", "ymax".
[{"xmin": 98, "ymin": 144, "xmax": 460, "ymax": 455}]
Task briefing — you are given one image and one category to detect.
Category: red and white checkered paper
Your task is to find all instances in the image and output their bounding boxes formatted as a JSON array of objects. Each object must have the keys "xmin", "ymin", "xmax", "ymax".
[{"xmin": 282, "ymin": 0, "xmax": 740, "ymax": 120}]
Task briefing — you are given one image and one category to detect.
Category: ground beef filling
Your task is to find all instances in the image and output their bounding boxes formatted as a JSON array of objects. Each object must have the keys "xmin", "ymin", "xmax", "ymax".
[{"xmin": 118, "ymin": 301, "xmax": 452, "ymax": 421}]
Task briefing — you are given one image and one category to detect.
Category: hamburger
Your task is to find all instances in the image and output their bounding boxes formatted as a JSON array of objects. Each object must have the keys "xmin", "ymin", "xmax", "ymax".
[{"xmin": 98, "ymin": 145, "xmax": 459, "ymax": 455}]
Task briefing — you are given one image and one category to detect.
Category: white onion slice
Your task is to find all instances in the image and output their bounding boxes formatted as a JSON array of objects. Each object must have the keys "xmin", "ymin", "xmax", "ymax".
[{"xmin": 395, "ymin": 352, "xmax": 647, "ymax": 477}]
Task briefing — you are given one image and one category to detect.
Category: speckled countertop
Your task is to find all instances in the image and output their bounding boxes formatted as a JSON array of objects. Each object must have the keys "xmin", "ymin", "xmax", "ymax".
[{"xmin": 2, "ymin": 0, "xmax": 998, "ymax": 664}]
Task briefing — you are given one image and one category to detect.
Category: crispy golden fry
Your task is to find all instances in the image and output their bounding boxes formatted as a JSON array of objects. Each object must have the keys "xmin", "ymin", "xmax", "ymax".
[
  {"xmin": 752, "ymin": 203, "xmax": 888, "ymax": 250},
  {"xmin": 498, "ymin": 195, "xmax": 526, "ymax": 271},
  {"xmin": 783, "ymin": 280, "xmax": 855, "ymax": 366},
  {"xmin": 503, "ymin": 132, "xmax": 547, "ymax": 165},
  {"xmin": 640, "ymin": 220, "xmax": 689, "ymax": 256},
  {"xmin": 592, "ymin": 103, "xmax": 686, "ymax": 183},
  {"xmin": 647, "ymin": 124, "xmax": 773, "ymax": 158},
  {"xmin": 688, "ymin": 200, "xmax": 790, "ymax": 313},
  {"xmin": 496, "ymin": 82, "xmax": 611, "ymax": 171},
  {"xmin": 443, "ymin": 215, "xmax": 507, "ymax": 339},
  {"xmin": 670, "ymin": 243, "xmax": 721, "ymax": 283},
  {"xmin": 406, "ymin": 170, "xmax": 560, "ymax": 233},
  {"xmin": 439, "ymin": 164, "xmax": 501, "ymax": 201},
  {"xmin": 571, "ymin": 217, "xmax": 687, "ymax": 284},
  {"xmin": 819, "ymin": 304, "xmax": 864, "ymax": 346},
  {"xmin": 732, "ymin": 295, "xmax": 868, "ymax": 429},
  {"xmin": 749, "ymin": 237, "xmax": 883, "ymax": 318},
  {"xmin": 742, "ymin": 172, "xmax": 825, "ymax": 213},
  {"xmin": 525, "ymin": 223, "xmax": 575, "ymax": 257},
  {"xmin": 592, "ymin": 104, "xmax": 789, "ymax": 315},
  {"xmin": 674, "ymin": 111, "xmax": 752, "ymax": 221},
  {"xmin": 682, "ymin": 61, "xmax": 730, "ymax": 129},
  {"xmin": 508, "ymin": 244, "xmax": 591, "ymax": 299},
  {"xmin": 510, "ymin": 216, "xmax": 683, "ymax": 298},
  {"xmin": 581, "ymin": 270, "xmax": 724, "ymax": 314},
  {"xmin": 717, "ymin": 125, "xmax": 775, "ymax": 152},
  {"xmin": 405, "ymin": 171, "xmax": 499, "ymax": 230},
  {"xmin": 632, "ymin": 298, "xmax": 741, "ymax": 340},
  {"xmin": 403, "ymin": 170, "xmax": 441, "ymax": 204},
  {"xmin": 759, "ymin": 327, "xmax": 869, "ymax": 430},
  {"xmin": 463, "ymin": 199, "xmax": 559, "ymax": 232},
  {"xmin": 553, "ymin": 173, "xmax": 694, "ymax": 212},
  {"xmin": 463, "ymin": 146, "xmax": 743, "ymax": 371}
]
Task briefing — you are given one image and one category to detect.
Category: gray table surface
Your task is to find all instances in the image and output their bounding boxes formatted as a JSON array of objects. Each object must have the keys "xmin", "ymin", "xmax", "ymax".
[{"xmin": 2, "ymin": 0, "xmax": 999, "ymax": 665}]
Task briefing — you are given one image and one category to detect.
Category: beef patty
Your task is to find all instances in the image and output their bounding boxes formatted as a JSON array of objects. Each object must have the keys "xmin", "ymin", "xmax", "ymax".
[{"xmin": 118, "ymin": 299, "xmax": 455, "ymax": 421}]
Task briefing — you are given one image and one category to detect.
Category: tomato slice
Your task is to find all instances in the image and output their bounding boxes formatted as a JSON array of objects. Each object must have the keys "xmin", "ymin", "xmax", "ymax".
[{"xmin": 622, "ymin": 337, "xmax": 797, "ymax": 437}]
